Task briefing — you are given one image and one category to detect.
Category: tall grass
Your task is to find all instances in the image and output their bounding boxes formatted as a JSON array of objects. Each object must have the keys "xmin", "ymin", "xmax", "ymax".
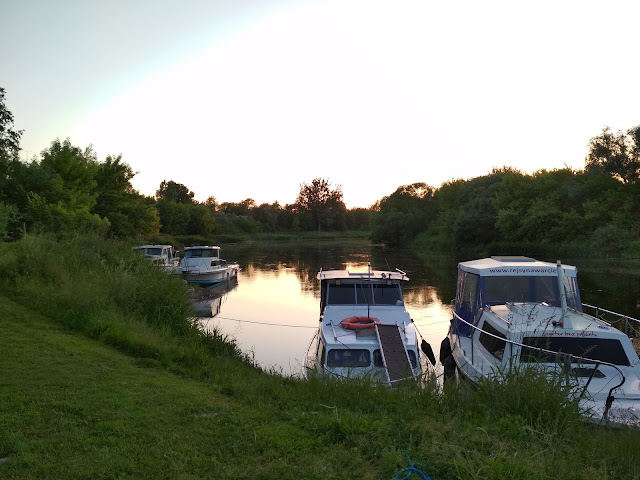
[
  {"xmin": 1, "ymin": 234, "xmax": 639, "ymax": 478},
  {"xmin": 0, "ymin": 234, "xmax": 253, "ymax": 377}
]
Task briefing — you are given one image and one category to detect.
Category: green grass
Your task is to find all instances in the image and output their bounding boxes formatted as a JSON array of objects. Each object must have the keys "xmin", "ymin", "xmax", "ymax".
[{"xmin": 1, "ymin": 234, "xmax": 640, "ymax": 479}]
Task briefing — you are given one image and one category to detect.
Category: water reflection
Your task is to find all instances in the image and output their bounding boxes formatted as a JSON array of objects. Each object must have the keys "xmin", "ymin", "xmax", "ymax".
[
  {"xmin": 195, "ymin": 245, "xmax": 640, "ymax": 377},
  {"xmin": 197, "ymin": 243, "xmax": 455, "ymax": 377}
]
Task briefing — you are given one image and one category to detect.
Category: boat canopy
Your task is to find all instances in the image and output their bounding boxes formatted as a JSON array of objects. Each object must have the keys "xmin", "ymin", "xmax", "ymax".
[
  {"xmin": 454, "ymin": 257, "xmax": 582, "ymax": 336},
  {"xmin": 458, "ymin": 256, "xmax": 577, "ymax": 277}
]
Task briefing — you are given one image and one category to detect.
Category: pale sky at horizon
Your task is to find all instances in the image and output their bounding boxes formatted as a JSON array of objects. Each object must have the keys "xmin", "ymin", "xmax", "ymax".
[{"xmin": 2, "ymin": 0, "xmax": 639, "ymax": 208}]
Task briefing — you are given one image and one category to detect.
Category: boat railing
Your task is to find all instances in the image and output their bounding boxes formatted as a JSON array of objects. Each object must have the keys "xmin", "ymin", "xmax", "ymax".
[
  {"xmin": 582, "ymin": 303, "xmax": 640, "ymax": 339},
  {"xmin": 451, "ymin": 311, "xmax": 626, "ymax": 423}
]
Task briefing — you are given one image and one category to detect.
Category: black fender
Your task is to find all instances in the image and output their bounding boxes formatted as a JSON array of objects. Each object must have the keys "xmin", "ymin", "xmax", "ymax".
[
  {"xmin": 420, "ymin": 339, "xmax": 436, "ymax": 366},
  {"xmin": 439, "ymin": 336, "xmax": 452, "ymax": 364}
]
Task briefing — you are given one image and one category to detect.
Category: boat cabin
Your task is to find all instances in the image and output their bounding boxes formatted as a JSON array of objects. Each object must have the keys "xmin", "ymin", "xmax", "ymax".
[
  {"xmin": 133, "ymin": 244, "xmax": 179, "ymax": 267},
  {"xmin": 447, "ymin": 256, "xmax": 640, "ymax": 427},
  {"xmin": 453, "ymin": 256, "xmax": 582, "ymax": 336},
  {"xmin": 308, "ymin": 269, "xmax": 427, "ymax": 384}
]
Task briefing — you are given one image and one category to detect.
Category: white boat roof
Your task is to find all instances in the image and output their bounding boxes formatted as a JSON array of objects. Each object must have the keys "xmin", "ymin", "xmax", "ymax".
[
  {"xmin": 459, "ymin": 256, "xmax": 577, "ymax": 277},
  {"xmin": 184, "ymin": 245, "xmax": 221, "ymax": 250},
  {"xmin": 317, "ymin": 269, "xmax": 409, "ymax": 281},
  {"xmin": 134, "ymin": 244, "xmax": 173, "ymax": 249}
]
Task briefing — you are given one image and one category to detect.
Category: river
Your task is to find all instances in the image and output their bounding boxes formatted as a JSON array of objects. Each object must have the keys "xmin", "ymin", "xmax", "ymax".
[{"xmin": 195, "ymin": 241, "xmax": 640, "ymax": 377}]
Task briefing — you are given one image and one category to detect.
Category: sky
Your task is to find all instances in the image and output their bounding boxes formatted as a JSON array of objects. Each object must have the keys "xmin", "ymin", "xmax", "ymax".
[{"xmin": 2, "ymin": 0, "xmax": 639, "ymax": 208}]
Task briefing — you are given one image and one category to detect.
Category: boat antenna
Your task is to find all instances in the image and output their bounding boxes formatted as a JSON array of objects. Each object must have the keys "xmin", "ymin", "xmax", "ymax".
[{"xmin": 367, "ymin": 262, "xmax": 371, "ymax": 319}]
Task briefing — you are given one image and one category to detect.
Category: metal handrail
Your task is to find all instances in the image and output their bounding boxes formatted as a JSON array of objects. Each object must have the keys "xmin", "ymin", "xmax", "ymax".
[
  {"xmin": 451, "ymin": 311, "xmax": 626, "ymax": 422},
  {"xmin": 582, "ymin": 303, "xmax": 640, "ymax": 337}
]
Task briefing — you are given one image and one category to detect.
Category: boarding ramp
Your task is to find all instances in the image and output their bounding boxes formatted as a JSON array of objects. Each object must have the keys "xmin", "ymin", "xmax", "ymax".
[{"xmin": 375, "ymin": 324, "xmax": 415, "ymax": 385}]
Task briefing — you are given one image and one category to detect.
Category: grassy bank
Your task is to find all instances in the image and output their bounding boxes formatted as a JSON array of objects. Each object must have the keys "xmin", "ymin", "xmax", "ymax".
[{"xmin": 1, "ymin": 235, "xmax": 640, "ymax": 479}]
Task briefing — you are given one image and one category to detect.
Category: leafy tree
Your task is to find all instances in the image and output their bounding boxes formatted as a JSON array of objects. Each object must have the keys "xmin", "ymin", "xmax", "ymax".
[
  {"xmin": 204, "ymin": 196, "xmax": 218, "ymax": 213},
  {"xmin": 371, "ymin": 183, "xmax": 435, "ymax": 247},
  {"xmin": 156, "ymin": 180, "xmax": 195, "ymax": 204},
  {"xmin": 0, "ymin": 87, "xmax": 23, "ymax": 159},
  {"xmin": 93, "ymin": 155, "xmax": 159, "ymax": 237},
  {"xmin": 585, "ymin": 126, "xmax": 640, "ymax": 184},
  {"xmin": 295, "ymin": 178, "xmax": 346, "ymax": 231},
  {"xmin": 0, "ymin": 87, "xmax": 24, "ymax": 208}
]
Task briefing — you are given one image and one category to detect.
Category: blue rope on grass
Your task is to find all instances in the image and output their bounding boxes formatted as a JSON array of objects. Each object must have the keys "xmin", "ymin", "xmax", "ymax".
[{"xmin": 395, "ymin": 448, "xmax": 432, "ymax": 480}]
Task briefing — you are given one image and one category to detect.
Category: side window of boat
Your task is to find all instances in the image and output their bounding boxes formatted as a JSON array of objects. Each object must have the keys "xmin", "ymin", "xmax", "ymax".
[
  {"xmin": 459, "ymin": 272, "xmax": 478, "ymax": 318},
  {"xmin": 328, "ymin": 284, "xmax": 356, "ymax": 304},
  {"xmin": 327, "ymin": 349, "xmax": 370, "ymax": 367},
  {"xmin": 521, "ymin": 337, "xmax": 630, "ymax": 366},
  {"xmin": 373, "ymin": 349, "xmax": 383, "ymax": 367},
  {"xmin": 478, "ymin": 321, "xmax": 507, "ymax": 360},
  {"xmin": 318, "ymin": 340, "xmax": 325, "ymax": 367},
  {"xmin": 407, "ymin": 350, "xmax": 417, "ymax": 369}
]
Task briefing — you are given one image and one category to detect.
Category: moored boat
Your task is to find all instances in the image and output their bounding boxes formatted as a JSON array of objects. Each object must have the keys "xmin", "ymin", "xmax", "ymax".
[
  {"xmin": 133, "ymin": 244, "xmax": 180, "ymax": 273},
  {"xmin": 305, "ymin": 265, "xmax": 436, "ymax": 385},
  {"xmin": 443, "ymin": 256, "xmax": 640, "ymax": 427},
  {"xmin": 180, "ymin": 245, "xmax": 239, "ymax": 286}
]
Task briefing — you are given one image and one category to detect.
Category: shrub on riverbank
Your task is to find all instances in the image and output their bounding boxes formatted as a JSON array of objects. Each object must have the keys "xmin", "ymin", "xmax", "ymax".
[{"xmin": 0, "ymin": 234, "xmax": 253, "ymax": 377}]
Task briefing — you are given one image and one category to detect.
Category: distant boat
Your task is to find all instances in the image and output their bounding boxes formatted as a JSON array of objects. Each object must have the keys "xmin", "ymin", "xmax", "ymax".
[
  {"xmin": 133, "ymin": 244, "xmax": 180, "ymax": 273},
  {"xmin": 179, "ymin": 245, "xmax": 239, "ymax": 286},
  {"xmin": 443, "ymin": 256, "xmax": 640, "ymax": 428},
  {"xmin": 305, "ymin": 265, "xmax": 436, "ymax": 386}
]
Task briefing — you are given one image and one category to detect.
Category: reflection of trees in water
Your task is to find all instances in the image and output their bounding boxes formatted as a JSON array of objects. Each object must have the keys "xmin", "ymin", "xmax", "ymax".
[
  {"xmin": 225, "ymin": 242, "xmax": 376, "ymax": 295},
  {"xmin": 224, "ymin": 242, "xmax": 460, "ymax": 304},
  {"xmin": 404, "ymin": 285, "xmax": 442, "ymax": 306}
]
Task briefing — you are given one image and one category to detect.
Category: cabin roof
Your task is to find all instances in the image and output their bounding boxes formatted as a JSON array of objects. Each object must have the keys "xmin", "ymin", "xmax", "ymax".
[
  {"xmin": 459, "ymin": 257, "xmax": 577, "ymax": 277},
  {"xmin": 184, "ymin": 245, "xmax": 221, "ymax": 250},
  {"xmin": 317, "ymin": 269, "xmax": 409, "ymax": 281},
  {"xmin": 134, "ymin": 244, "xmax": 173, "ymax": 249}
]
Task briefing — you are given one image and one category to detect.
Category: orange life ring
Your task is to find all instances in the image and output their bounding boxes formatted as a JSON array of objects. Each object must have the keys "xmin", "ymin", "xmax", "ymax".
[{"xmin": 340, "ymin": 316, "xmax": 381, "ymax": 330}]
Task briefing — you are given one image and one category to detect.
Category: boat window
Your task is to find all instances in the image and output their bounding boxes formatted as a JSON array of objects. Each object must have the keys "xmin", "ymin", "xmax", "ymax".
[
  {"xmin": 373, "ymin": 349, "xmax": 417, "ymax": 368},
  {"xmin": 407, "ymin": 350, "xmax": 417, "ymax": 369},
  {"xmin": 326, "ymin": 349, "xmax": 370, "ymax": 368},
  {"xmin": 183, "ymin": 249, "xmax": 219, "ymax": 259},
  {"xmin": 355, "ymin": 283, "xmax": 403, "ymax": 305},
  {"xmin": 372, "ymin": 284, "xmax": 403, "ymax": 305},
  {"xmin": 478, "ymin": 321, "xmax": 506, "ymax": 360},
  {"xmin": 356, "ymin": 284, "xmax": 372, "ymax": 305},
  {"xmin": 373, "ymin": 349, "xmax": 383, "ymax": 367},
  {"xmin": 328, "ymin": 284, "xmax": 356, "ymax": 304},
  {"xmin": 521, "ymin": 337, "xmax": 630, "ymax": 366},
  {"xmin": 318, "ymin": 340, "xmax": 325, "ymax": 367},
  {"xmin": 483, "ymin": 276, "xmax": 580, "ymax": 309}
]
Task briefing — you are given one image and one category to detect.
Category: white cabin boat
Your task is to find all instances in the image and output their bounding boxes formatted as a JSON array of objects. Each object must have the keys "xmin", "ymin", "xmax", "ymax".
[
  {"xmin": 306, "ymin": 267, "xmax": 436, "ymax": 385},
  {"xmin": 180, "ymin": 246, "xmax": 239, "ymax": 286},
  {"xmin": 133, "ymin": 244, "xmax": 180, "ymax": 273},
  {"xmin": 443, "ymin": 256, "xmax": 640, "ymax": 427}
]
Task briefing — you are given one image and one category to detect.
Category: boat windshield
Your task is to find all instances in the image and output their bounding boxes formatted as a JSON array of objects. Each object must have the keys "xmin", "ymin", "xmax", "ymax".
[
  {"xmin": 327, "ymin": 282, "xmax": 403, "ymax": 305},
  {"xmin": 483, "ymin": 275, "xmax": 580, "ymax": 309},
  {"xmin": 521, "ymin": 337, "xmax": 630, "ymax": 366},
  {"xmin": 183, "ymin": 249, "xmax": 219, "ymax": 259},
  {"xmin": 138, "ymin": 247, "xmax": 162, "ymax": 256}
]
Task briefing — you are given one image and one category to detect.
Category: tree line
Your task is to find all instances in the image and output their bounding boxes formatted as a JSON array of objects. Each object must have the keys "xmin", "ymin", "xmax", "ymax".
[
  {"xmin": 2, "ymin": 86, "xmax": 638, "ymax": 256},
  {"xmin": 371, "ymin": 125, "xmax": 640, "ymax": 257},
  {"xmin": 0, "ymin": 88, "xmax": 369, "ymax": 240}
]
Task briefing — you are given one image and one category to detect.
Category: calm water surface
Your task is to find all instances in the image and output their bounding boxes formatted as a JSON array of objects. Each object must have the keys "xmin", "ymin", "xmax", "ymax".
[{"xmin": 197, "ymin": 242, "xmax": 640, "ymax": 376}]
